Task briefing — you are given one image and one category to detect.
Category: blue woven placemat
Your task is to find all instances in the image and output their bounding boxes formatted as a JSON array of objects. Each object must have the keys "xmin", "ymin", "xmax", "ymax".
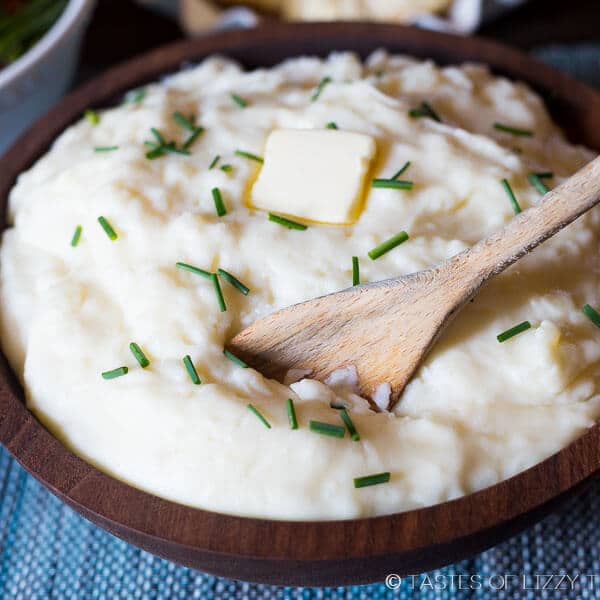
[{"xmin": 0, "ymin": 43, "xmax": 599, "ymax": 600}]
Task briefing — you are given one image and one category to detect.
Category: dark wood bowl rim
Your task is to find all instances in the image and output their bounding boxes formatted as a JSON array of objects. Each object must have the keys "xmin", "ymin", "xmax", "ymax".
[{"xmin": 0, "ymin": 22, "xmax": 599, "ymax": 566}]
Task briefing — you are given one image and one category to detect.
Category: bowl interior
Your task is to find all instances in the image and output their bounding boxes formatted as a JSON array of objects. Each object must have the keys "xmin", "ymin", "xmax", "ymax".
[{"xmin": 0, "ymin": 23, "xmax": 599, "ymax": 587}]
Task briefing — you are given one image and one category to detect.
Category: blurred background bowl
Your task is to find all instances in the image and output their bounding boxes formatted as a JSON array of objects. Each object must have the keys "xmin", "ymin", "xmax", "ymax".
[{"xmin": 0, "ymin": 0, "xmax": 95, "ymax": 155}]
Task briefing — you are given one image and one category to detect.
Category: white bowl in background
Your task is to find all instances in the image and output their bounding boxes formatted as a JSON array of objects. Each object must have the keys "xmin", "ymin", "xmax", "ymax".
[{"xmin": 0, "ymin": 0, "xmax": 96, "ymax": 155}]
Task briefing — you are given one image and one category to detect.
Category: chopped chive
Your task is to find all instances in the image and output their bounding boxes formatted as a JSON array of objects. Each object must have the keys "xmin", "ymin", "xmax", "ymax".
[
  {"xmin": 286, "ymin": 398, "xmax": 298, "ymax": 430},
  {"xmin": 161, "ymin": 142, "xmax": 190, "ymax": 156},
  {"xmin": 326, "ymin": 121, "xmax": 338, "ymax": 129},
  {"xmin": 582, "ymin": 304, "xmax": 600, "ymax": 328},
  {"xmin": 210, "ymin": 273, "xmax": 227, "ymax": 312},
  {"xmin": 368, "ymin": 231, "xmax": 409, "ymax": 260},
  {"xmin": 212, "ymin": 187, "xmax": 227, "ymax": 217},
  {"xmin": 102, "ymin": 366, "xmax": 128, "ymax": 380},
  {"xmin": 85, "ymin": 110, "xmax": 99, "ymax": 125},
  {"xmin": 248, "ymin": 404, "xmax": 271, "ymax": 429},
  {"xmin": 235, "ymin": 149, "xmax": 264, "ymax": 163},
  {"xmin": 94, "ymin": 146, "xmax": 119, "ymax": 152},
  {"xmin": 220, "ymin": 164, "xmax": 233, "ymax": 172},
  {"xmin": 175, "ymin": 262, "xmax": 212, "ymax": 279},
  {"xmin": 352, "ymin": 256, "xmax": 360, "ymax": 286},
  {"xmin": 528, "ymin": 173, "xmax": 550, "ymax": 195},
  {"xmin": 497, "ymin": 320, "xmax": 531, "ymax": 342},
  {"xmin": 97, "ymin": 216, "xmax": 118, "ymax": 240},
  {"xmin": 309, "ymin": 420, "xmax": 345, "ymax": 438},
  {"xmin": 183, "ymin": 355, "xmax": 201, "ymax": 384},
  {"xmin": 223, "ymin": 349, "xmax": 248, "ymax": 368},
  {"xmin": 182, "ymin": 127, "xmax": 204, "ymax": 150},
  {"xmin": 311, "ymin": 76, "xmax": 332, "ymax": 101},
  {"xmin": 172, "ymin": 111, "xmax": 197, "ymax": 132},
  {"xmin": 340, "ymin": 408, "xmax": 360, "ymax": 441},
  {"xmin": 391, "ymin": 161, "xmax": 411, "ymax": 180},
  {"xmin": 535, "ymin": 171, "xmax": 554, "ymax": 179},
  {"xmin": 209, "ymin": 155, "xmax": 220, "ymax": 169},
  {"xmin": 231, "ymin": 93, "xmax": 248, "ymax": 108},
  {"xmin": 354, "ymin": 472, "xmax": 390, "ymax": 488},
  {"xmin": 129, "ymin": 342, "xmax": 150, "ymax": 368},
  {"xmin": 493, "ymin": 122, "xmax": 534, "ymax": 137},
  {"xmin": 501, "ymin": 179, "xmax": 522, "ymax": 214},
  {"xmin": 123, "ymin": 88, "xmax": 146, "ymax": 104},
  {"xmin": 268, "ymin": 213, "xmax": 308, "ymax": 231},
  {"xmin": 151, "ymin": 128, "xmax": 166, "ymax": 146},
  {"xmin": 409, "ymin": 101, "xmax": 441, "ymax": 123},
  {"xmin": 372, "ymin": 178, "xmax": 413, "ymax": 190},
  {"xmin": 217, "ymin": 268, "xmax": 250, "ymax": 295},
  {"xmin": 70, "ymin": 225, "xmax": 82, "ymax": 247}
]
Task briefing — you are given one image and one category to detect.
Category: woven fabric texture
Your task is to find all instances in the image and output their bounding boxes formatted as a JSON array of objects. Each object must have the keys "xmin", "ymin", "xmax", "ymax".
[{"xmin": 0, "ymin": 44, "xmax": 599, "ymax": 599}]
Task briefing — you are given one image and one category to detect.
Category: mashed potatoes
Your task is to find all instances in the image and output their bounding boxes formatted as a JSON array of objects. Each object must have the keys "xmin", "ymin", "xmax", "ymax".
[{"xmin": 1, "ymin": 51, "xmax": 598, "ymax": 520}]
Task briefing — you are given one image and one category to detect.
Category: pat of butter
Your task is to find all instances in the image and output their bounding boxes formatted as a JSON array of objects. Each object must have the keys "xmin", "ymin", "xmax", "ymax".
[{"xmin": 251, "ymin": 129, "xmax": 376, "ymax": 224}]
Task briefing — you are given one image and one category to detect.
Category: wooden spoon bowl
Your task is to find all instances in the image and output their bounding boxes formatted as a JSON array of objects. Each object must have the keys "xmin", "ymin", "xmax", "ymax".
[{"xmin": 0, "ymin": 23, "xmax": 599, "ymax": 587}]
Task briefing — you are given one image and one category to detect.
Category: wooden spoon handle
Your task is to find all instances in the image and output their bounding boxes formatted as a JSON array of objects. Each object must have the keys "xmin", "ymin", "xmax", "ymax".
[{"xmin": 455, "ymin": 155, "xmax": 600, "ymax": 287}]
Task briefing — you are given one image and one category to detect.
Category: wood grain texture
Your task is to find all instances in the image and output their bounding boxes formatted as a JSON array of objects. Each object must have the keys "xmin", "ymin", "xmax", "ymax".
[
  {"xmin": 0, "ymin": 23, "xmax": 599, "ymax": 586},
  {"xmin": 229, "ymin": 157, "xmax": 600, "ymax": 405}
]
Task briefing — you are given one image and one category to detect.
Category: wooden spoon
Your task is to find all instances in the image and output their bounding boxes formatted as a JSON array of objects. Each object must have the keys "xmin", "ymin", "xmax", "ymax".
[{"xmin": 228, "ymin": 156, "xmax": 600, "ymax": 408}]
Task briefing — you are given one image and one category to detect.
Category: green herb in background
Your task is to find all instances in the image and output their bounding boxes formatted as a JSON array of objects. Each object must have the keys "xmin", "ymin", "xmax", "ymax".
[{"xmin": 0, "ymin": 0, "xmax": 67, "ymax": 67}]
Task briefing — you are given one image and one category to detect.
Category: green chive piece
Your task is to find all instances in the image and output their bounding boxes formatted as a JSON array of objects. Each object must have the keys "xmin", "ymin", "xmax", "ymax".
[
  {"xmin": 182, "ymin": 127, "xmax": 204, "ymax": 150},
  {"xmin": 368, "ymin": 231, "xmax": 409, "ymax": 260},
  {"xmin": 340, "ymin": 408, "xmax": 360, "ymax": 441},
  {"xmin": 217, "ymin": 268, "xmax": 250, "ymax": 296},
  {"xmin": 231, "ymin": 93, "xmax": 248, "ymax": 108},
  {"xmin": 220, "ymin": 164, "xmax": 233, "ymax": 172},
  {"xmin": 151, "ymin": 128, "xmax": 166, "ymax": 146},
  {"xmin": 326, "ymin": 121, "xmax": 338, "ymax": 129},
  {"xmin": 501, "ymin": 179, "xmax": 522, "ymax": 214},
  {"xmin": 223, "ymin": 349, "xmax": 248, "ymax": 368},
  {"xmin": 372, "ymin": 178, "xmax": 413, "ymax": 190},
  {"xmin": 493, "ymin": 122, "xmax": 534, "ymax": 137},
  {"xmin": 175, "ymin": 262, "xmax": 212, "ymax": 279},
  {"xmin": 102, "ymin": 366, "xmax": 128, "ymax": 380},
  {"xmin": 235, "ymin": 149, "xmax": 264, "ymax": 163},
  {"xmin": 211, "ymin": 273, "xmax": 226, "ymax": 312},
  {"xmin": 354, "ymin": 472, "xmax": 390, "ymax": 488},
  {"xmin": 309, "ymin": 420, "xmax": 345, "ymax": 438},
  {"xmin": 409, "ymin": 101, "xmax": 441, "ymax": 123},
  {"xmin": 85, "ymin": 110, "xmax": 99, "ymax": 126},
  {"xmin": 183, "ymin": 354, "xmax": 201, "ymax": 384},
  {"xmin": 286, "ymin": 398, "xmax": 298, "ymax": 430},
  {"xmin": 248, "ymin": 404, "xmax": 271, "ymax": 428},
  {"xmin": 352, "ymin": 256, "xmax": 360, "ymax": 286},
  {"xmin": 528, "ymin": 173, "xmax": 550, "ymax": 195},
  {"xmin": 70, "ymin": 225, "xmax": 82, "ymax": 247},
  {"xmin": 209, "ymin": 155, "xmax": 220, "ymax": 169},
  {"xmin": 172, "ymin": 111, "xmax": 197, "ymax": 132},
  {"xmin": 129, "ymin": 342, "xmax": 150, "ymax": 368},
  {"xmin": 212, "ymin": 187, "xmax": 227, "ymax": 217},
  {"xmin": 94, "ymin": 146, "xmax": 119, "ymax": 152},
  {"xmin": 124, "ymin": 88, "xmax": 146, "ymax": 104},
  {"xmin": 268, "ymin": 213, "xmax": 308, "ymax": 231},
  {"xmin": 391, "ymin": 161, "xmax": 411, "ymax": 180},
  {"xmin": 97, "ymin": 216, "xmax": 118, "ymax": 240},
  {"xmin": 582, "ymin": 304, "xmax": 600, "ymax": 328},
  {"xmin": 497, "ymin": 320, "xmax": 532, "ymax": 342},
  {"xmin": 311, "ymin": 76, "xmax": 332, "ymax": 102}
]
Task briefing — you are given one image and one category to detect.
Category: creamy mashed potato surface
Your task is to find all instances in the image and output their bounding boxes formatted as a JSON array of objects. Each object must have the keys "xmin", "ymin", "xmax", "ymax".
[{"xmin": 1, "ymin": 51, "xmax": 599, "ymax": 520}]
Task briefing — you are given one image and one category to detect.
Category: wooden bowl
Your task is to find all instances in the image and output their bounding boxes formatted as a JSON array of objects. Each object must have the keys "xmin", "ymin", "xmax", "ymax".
[{"xmin": 0, "ymin": 23, "xmax": 599, "ymax": 587}]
